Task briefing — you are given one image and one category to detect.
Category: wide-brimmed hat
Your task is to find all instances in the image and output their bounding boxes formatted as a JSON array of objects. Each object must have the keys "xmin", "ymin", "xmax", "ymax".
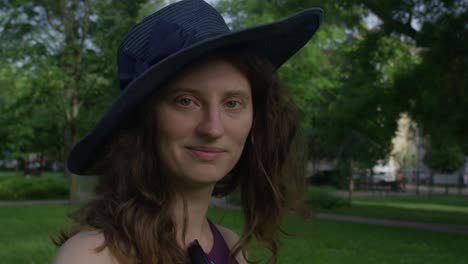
[{"xmin": 68, "ymin": 0, "xmax": 323, "ymax": 175}]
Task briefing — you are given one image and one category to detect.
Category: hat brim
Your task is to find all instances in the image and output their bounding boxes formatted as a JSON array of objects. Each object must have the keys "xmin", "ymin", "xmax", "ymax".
[{"xmin": 68, "ymin": 8, "xmax": 323, "ymax": 175}]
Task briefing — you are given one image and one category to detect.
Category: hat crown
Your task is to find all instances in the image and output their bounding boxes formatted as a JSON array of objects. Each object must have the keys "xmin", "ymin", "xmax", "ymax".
[{"xmin": 117, "ymin": 0, "xmax": 230, "ymax": 90}]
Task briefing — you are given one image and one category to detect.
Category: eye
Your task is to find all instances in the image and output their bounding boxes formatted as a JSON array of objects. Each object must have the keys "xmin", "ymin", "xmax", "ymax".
[
  {"xmin": 176, "ymin": 97, "xmax": 194, "ymax": 107},
  {"xmin": 224, "ymin": 100, "xmax": 242, "ymax": 109}
]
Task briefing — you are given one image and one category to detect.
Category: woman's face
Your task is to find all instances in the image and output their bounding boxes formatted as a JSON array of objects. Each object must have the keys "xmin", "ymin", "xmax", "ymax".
[{"xmin": 155, "ymin": 58, "xmax": 253, "ymax": 189}]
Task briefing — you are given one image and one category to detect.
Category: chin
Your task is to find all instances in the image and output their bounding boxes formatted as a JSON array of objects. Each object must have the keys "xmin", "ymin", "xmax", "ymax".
[{"xmin": 181, "ymin": 164, "xmax": 230, "ymax": 185}]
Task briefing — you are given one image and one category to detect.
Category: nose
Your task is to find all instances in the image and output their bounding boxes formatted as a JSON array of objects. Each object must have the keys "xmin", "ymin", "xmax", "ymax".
[{"xmin": 196, "ymin": 105, "xmax": 225, "ymax": 139}]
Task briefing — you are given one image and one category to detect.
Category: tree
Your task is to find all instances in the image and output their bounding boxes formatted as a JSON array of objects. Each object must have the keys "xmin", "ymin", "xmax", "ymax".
[
  {"xmin": 216, "ymin": 0, "xmax": 415, "ymax": 195},
  {"xmin": 0, "ymin": 0, "xmax": 146, "ymax": 201},
  {"xmin": 312, "ymin": 30, "xmax": 417, "ymax": 195},
  {"xmin": 0, "ymin": 64, "xmax": 41, "ymax": 162},
  {"xmin": 347, "ymin": 0, "xmax": 468, "ymax": 165}
]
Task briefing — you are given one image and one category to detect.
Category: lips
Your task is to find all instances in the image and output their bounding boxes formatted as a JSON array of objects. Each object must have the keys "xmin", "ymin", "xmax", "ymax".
[{"xmin": 186, "ymin": 146, "xmax": 226, "ymax": 161}]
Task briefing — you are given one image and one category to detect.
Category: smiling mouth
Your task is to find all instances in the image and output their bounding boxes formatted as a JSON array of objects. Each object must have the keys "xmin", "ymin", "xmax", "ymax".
[{"xmin": 186, "ymin": 146, "xmax": 226, "ymax": 161}]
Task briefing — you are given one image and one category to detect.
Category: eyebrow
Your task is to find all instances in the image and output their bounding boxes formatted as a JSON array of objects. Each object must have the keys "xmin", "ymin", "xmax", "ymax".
[
  {"xmin": 167, "ymin": 85, "xmax": 251, "ymax": 100},
  {"xmin": 222, "ymin": 90, "xmax": 252, "ymax": 100}
]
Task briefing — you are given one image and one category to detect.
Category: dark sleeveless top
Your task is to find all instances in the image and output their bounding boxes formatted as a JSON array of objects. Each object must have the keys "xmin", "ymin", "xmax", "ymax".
[{"xmin": 207, "ymin": 221, "xmax": 234, "ymax": 264}]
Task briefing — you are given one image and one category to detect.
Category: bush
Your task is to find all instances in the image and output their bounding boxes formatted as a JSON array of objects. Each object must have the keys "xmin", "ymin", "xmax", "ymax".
[
  {"xmin": 0, "ymin": 173, "xmax": 68, "ymax": 200},
  {"xmin": 225, "ymin": 189, "xmax": 241, "ymax": 206},
  {"xmin": 225, "ymin": 186, "xmax": 349, "ymax": 211},
  {"xmin": 306, "ymin": 187, "xmax": 350, "ymax": 210}
]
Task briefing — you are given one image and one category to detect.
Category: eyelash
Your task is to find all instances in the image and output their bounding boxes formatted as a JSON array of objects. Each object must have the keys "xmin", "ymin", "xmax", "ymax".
[
  {"xmin": 176, "ymin": 97, "xmax": 194, "ymax": 107},
  {"xmin": 173, "ymin": 96, "xmax": 244, "ymax": 110},
  {"xmin": 224, "ymin": 100, "xmax": 242, "ymax": 109}
]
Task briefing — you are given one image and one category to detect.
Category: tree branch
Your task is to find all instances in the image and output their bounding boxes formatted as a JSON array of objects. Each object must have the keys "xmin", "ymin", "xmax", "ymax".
[
  {"xmin": 44, "ymin": 7, "xmax": 62, "ymax": 33},
  {"xmin": 361, "ymin": 0, "xmax": 420, "ymax": 43}
]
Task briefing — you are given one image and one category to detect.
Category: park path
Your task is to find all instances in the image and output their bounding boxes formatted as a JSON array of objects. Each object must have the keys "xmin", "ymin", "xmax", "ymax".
[{"xmin": 1, "ymin": 199, "xmax": 468, "ymax": 235}]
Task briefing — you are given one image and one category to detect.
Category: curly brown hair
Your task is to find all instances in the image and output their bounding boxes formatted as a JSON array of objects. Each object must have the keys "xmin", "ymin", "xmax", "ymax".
[{"xmin": 56, "ymin": 48, "xmax": 307, "ymax": 264}]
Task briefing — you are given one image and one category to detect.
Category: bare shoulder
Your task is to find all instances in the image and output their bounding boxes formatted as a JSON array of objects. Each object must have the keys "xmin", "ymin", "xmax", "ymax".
[
  {"xmin": 53, "ymin": 230, "xmax": 118, "ymax": 264},
  {"xmin": 215, "ymin": 224, "xmax": 248, "ymax": 264}
]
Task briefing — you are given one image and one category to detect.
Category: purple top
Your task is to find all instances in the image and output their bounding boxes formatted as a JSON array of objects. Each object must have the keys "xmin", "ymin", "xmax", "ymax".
[{"xmin": 207, "ymin": 221, "xmax": 235, "ymax": 264}]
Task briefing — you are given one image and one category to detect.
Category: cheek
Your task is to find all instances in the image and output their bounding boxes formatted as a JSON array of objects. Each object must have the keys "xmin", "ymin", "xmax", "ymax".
[
  {"xmin": 155, "ymin": 108, "xmax": 192, "ymax": 147},
  {"xmin": 231, "ymin": 114, "xmax": 253, "ymax": 148},
  {"xmin": 156, "ymin": 106, "xmax": 192, "ymax": 134}
]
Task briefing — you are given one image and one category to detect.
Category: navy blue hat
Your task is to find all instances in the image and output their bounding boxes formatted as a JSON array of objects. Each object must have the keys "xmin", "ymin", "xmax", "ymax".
[{"xmin": 68, "ymin": 0, "xmax": 323, "ymax": 174}]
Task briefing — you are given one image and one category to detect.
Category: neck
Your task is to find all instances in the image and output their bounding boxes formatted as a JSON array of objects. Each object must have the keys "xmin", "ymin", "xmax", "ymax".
[{"xmin": 173, "ymin": 184, "xmax": 215, "ymax": 251}]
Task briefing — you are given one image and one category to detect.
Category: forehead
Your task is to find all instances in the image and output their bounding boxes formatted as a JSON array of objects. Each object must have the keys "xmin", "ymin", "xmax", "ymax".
[{"xmin": 165, "ymin": 57, "xmax": 250, "ymax": 93}]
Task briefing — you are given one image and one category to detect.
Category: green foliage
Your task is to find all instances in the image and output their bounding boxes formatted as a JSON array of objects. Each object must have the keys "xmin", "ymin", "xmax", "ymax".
[
  {"xmin": 217, "ymin": 0, "xmax": 418, "ymax": 178},
  {"xmin": 306, "ymin": 187, "xmax": 350, "ymax": 209},
  {"xmin": 0, "ymin": 0, "xmax": 147, "ymax": 162},
  {"xmin": 1, "ymin": 0, "xmax": 465, "ymax": 186},
  {"xmin": 330, "ymin": 160, "xmax": 353, "ymax": 189},
  {"xmin": 0, "ymin": 173, "xmax": 68, "ymax": 200},
  {"xmin": 424, "ymin": 138, "xmax": 465, "ymax": 173},
  {"xmin": 225, "ymin": 189, "xmax": 241, "ymax": 206},
  {"xmin": 137, "ymin": 0, "xmax": 167, "ymax": 20},
  {"xmin": 394, "ymin": 11, "xmax": 468, "ymax": 156},
  {"xmin": 226, "ymin": 186, "xmax": 350, "ymax": 210},
  {"xmin": 227, "ymin": 0, "xmax": 467, "ymax": 177},
  {"xmin": 1, "ymin": 63, "xmax": 65, "ymax": 159},
  {"xmin": 310, "ymin": 30, "xmax": 417, "ymax": 184},
  {"xmin": 0, "ymin": 65, "xmax": 44, "ymax": 159},
  {"xmin": 350, "ymin": 0, "xmax": 468, "ymax": 157}
]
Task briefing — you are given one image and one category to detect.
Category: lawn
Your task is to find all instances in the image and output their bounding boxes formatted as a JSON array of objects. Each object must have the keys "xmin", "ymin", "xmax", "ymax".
[
  {"xmin": 1, "ymin": 204, "xmax": 467, "ymax": 264},
  {"xmin": 322, "ymin": 194, "xmax": 468, "ymax": 225}
]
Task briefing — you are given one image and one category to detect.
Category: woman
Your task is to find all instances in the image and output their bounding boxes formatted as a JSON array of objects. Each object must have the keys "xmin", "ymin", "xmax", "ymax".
[{"xmin": 54, "ymin": 0, "xmax": 322, "ymax": 263}]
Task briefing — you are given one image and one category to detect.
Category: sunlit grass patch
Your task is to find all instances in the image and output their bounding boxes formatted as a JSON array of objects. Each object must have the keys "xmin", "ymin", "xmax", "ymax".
[
  {"xmin": 324, "ymin": 194, "xmax": 468, "ymax": 225},
  {"xmin": 353, "ymin": 200, "xmax": 468, "ymax": 214}
]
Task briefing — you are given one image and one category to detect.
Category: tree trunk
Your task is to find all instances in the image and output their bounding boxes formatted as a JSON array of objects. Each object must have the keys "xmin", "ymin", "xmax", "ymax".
[
  {"xmin": 415, "ymin": 168, "xmax": 420, "ymax": 195},
  {"xmin": 348, "ymin": 175, "xmax": 354, "ymax": 205},
  {"xmin": 445, "ymin": 174, "xmax": 449, "ymax": 195},
  {"xmin": 60, "ymin": 0, "xmax": 84, "ymax": 203},
  {"xmin": 64, "ymin": 120, "xmax": 79, "ymax": 203},
  {"xmin": 458, "ymin": 170, "xmax": 464, "ymax": 195},
  {"xmin": 428, "ymin": 170, "xmax": 434, "ymax": 197}
]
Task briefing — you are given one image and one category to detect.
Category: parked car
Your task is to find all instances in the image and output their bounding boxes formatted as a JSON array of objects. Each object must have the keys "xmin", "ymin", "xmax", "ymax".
[
  {"xmin": 371, "ymin": 172, "xmax": 393, "ymax": 184},
  {"xmin": 3, "ymin": 159, "xmax": 19, "ymax": 170}
]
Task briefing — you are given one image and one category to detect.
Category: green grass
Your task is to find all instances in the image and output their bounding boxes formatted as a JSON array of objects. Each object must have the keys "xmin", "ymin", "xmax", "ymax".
[
  {"xmin": 323, "ymin": 194, "xmax": 468, "ymax": 225},
  {"xmin": 1, "ymin": 204, "xmax": 467, "ymax": 264},
  {"xmin": 0, "ymin": 204, "xmax": 74, "ymax": 263}
]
